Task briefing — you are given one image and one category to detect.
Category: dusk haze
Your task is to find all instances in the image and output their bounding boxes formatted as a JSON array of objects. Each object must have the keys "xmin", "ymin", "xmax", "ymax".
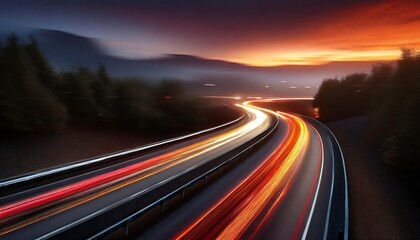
[{"xmin": 0, "ymin": 1, "xmax": 419, "ymax": 240}]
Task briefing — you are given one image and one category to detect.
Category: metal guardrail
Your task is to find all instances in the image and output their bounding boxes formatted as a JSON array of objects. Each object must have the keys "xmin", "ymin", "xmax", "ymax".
[
  {"xmin": 36, "ymin": 114, "xmax": 280, "ymax": 240},
  {"xmin": 0, "ymin": 114, "xmax": 245, "ymax": 194}
]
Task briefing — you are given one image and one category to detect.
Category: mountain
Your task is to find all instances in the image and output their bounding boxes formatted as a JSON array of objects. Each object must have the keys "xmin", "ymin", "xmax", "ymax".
[
  {"xmin": 32, "ymin": 29, "xmax": 104, "ymax": 70},
  {"xmin": 3, "ymin": 29, "xmax": 392, "ymax": 96}
]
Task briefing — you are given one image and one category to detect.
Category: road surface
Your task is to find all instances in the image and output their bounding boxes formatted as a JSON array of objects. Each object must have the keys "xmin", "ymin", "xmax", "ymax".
[
  {"xmin": 0, "ymin": 99, "xmax": 348, "ymax": 240},
  {"xmin": 137, "ymin": 100, "xmax": 348, "ymax": 239}
]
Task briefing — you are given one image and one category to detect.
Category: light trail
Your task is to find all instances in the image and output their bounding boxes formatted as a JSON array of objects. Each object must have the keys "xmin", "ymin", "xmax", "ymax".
[
  {"xmin": 175, "ymin": 104, "xmax": 313, "ymax": 240},
  {"xmin": 0, "ymin": 105, "xmax": 270, "ymax": 236},
  {"xmin": 293, "ymin": 128, "xmax": 323, "ymax": 239}
]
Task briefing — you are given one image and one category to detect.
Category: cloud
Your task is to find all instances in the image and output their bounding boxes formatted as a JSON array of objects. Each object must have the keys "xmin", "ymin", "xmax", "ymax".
[{"xmin": 1, "ymin": 0, "xmax": 419, "ymax": 65}]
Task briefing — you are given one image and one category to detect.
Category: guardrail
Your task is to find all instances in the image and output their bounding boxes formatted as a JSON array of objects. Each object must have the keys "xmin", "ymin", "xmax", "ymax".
[
  {"xmin": 0, "ymin": 113, "xmax": 245, "ymax": 196},
  {"xmin": 36, "ymin": 114, "xmax": 280, "ymax": 240}
]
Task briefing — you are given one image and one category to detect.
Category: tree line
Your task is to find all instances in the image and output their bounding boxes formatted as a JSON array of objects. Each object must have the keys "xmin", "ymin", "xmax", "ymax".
[
  {"xmin": 0, "ymin": 34, "xmax": 206, "ymax": 135},
  {"xmin": 314, "ymin": 49, "xmax": 420, "ymax": 171}
]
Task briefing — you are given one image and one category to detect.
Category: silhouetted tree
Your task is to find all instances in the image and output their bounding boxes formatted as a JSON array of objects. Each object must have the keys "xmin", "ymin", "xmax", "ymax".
[
  {"xmin": 341, "ymin": 73, "xmax": 368, "ymax": 117},
  {"xmin": 0, "ymin": 34, "xmax": 67, "ymax": 132},
  {"xmin": 314, "ymin": 48, "xmax": 420, "ymax": 173},
  {"xmin": 58, "ymin": 68, "xmax": 98, "ymax": 121},
  {"xmin": 111, "ymin": 79, "xmax": 158, "ymax": 130},
  {"xmin": 0, "ymin": 34, "xmax": 216, "ymax": 136},
  {"xmin": 89, "ymin": 65, "xmax": 113, "ymax": 122},
  {"xmin": 313, "ymin": 78, "xmax": 344, "ymax": 121},
  {"xmin": 365, "ymin": 64, "xmax": 394, "ymax": 108},
  {"xmin": 151, "ymin": 79, "xmax": 203, "ymax": 132},
  {"xmin": 372, "ymin": 49, "xmax": 420, "ymax": 168},
  {"xmin": 97, "ymin": 64, "xmax": 111, "ymax": 85},
  {"xmin": 314, "ymin": 73, "xmax": 368, "ymax": 122},
  {"xmin": 25, "ymin": 36, "xmax": 59, "ymax": 91}
]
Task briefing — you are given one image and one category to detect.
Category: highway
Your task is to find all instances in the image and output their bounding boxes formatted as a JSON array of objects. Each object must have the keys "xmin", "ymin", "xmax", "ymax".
[
  {"xmin": 137, "ymin": 100, "xmax": 348, "ymax": 240},
  {"xmin": 0, "ymin": 104, "xmax": 273, "ymax": 239},
  {"xmin": 0, "ymin": 99, "xmax": 348, "ymax": 240}
]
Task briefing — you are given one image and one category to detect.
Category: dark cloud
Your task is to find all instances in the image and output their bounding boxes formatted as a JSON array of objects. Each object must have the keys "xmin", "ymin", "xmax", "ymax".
[
  {"xmin": 89, "ymin": 0, "xmax": 383, "ymax": 50},
  {"xmin": 1, "ymin": 0, "xmax": 419, "ymax": 65}
]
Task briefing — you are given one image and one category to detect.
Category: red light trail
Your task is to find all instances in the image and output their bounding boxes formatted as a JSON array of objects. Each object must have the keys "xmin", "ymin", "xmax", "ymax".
[{"xmin": 175, "ymin": 105, "xmax": 319, "ymax": 239}]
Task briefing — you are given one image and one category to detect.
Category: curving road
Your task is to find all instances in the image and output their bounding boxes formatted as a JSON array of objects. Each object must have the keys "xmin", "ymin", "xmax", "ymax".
[
  {"xmin": 0, "ymin": 104, "xmax": 273, "ymax": 239},
  {"xmin": 0, "ymin": 99, "xmax": 348, "ymax": 240},
  {"xmin": 137, "ymin": 99, "xmax": 348, "ymax": 240}
]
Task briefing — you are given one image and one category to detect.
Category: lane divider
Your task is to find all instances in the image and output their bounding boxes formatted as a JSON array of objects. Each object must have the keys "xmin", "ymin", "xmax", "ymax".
[
  {"xmin": 0, "ymin": 113, "xmax": 246, "ymax": 189},
  {"xmin": 0, "ymin": 106, "xmax": 268, "ymax": 237},
  {"xmin": 301, "ymin": 126, "xmax": 325, "ymax": 239},
  {"xmin": 176, "ymin": 107, "xmax": 310, "ymax": 240}
]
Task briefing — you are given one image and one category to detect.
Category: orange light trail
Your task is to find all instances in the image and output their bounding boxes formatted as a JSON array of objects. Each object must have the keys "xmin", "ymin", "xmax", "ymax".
[
  {"xmin": 0, "ymin": 105, "xmax": 269, "ymax": 236},
  {"xmin": 175, "ymin": 103, "xmax": 313, "ymax": 240}
]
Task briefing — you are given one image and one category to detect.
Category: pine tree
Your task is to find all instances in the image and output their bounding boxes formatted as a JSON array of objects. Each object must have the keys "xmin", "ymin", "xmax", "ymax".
[
  {"xmin": 25, "ymin": 36, "xmax": 59, "ymax": 91},
  {"xmin": 0, "ymin": 34, "xmax": 67, "ymax": 132}
]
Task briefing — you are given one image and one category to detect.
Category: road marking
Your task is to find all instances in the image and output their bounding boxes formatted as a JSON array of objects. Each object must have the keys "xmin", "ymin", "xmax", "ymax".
[
  {"xmin": 0, "ymin": 115, "xmax": 244, "ymax": 188},
  {"xmin": 326, "ymin": 128, "xmax": 349, "ymax": 240},
  {"xmin": 301, "ymin": 116, "xmax": 349, "ymax": 240},
  {"xmin": 37, "ymin": 110, "xmax": 280, "ymax": 240},
  {"xmin": 323, "ymin": 137, "xmax": 335, "ymax": 240},
  {"xmin": 302, "ymin": 124, "xmax": 324, "ymax": 239}
]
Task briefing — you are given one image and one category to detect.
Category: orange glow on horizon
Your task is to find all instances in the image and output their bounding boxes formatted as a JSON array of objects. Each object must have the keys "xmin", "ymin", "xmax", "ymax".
[
  {"xmin": 84, "ymin": 0, "xmax": 420, "ymax": 67},
  {"xmin": 221, "ymin": 49, "xmax": 401, "ymax": 67},
  {"xmin": 211, "ymin": 1, "xmax": 420, "ymax": 67}
]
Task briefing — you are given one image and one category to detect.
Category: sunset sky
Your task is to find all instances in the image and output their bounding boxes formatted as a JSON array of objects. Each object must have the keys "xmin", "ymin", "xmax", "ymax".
[{"xmin": 1, "ymin": 0, "xmax": 420, "ymax": 66}]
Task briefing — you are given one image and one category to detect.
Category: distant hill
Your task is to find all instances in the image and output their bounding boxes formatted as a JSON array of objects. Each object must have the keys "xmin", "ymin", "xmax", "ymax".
[
  {"xmin": 2, "ymin": 29, "xmax": 392, "ymax": 97},
  {"xmin": 31, "ymin": 29, "xmax": 104, "ymax": 70},
  {"xmin": 29, "ymin": 29, "xmax": 249, "ymax": 78}
]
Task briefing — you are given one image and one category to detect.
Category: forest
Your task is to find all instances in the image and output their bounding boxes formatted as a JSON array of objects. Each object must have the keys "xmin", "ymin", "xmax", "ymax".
[
  {"xmin": 0, "ymin": 34, "xmax": 212, "ymax": 135},
  {"xmin": 314, "ymin": 49, "xmax": 420, "ymax": 173}
]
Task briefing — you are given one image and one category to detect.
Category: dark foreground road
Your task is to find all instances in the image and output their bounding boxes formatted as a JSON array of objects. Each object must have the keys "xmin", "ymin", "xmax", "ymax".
[
  {"xmin": 0, "ymin": 99, "xmax": 348, "ymax": 240},
  {"xmin": 135, "ymin": 100, "xmax": 348, "ymax": 239}
]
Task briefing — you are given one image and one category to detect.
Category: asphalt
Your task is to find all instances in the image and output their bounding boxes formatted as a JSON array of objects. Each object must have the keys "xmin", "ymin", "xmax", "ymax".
[
  {"xmin": 136, "ymin": 115, "xmax": 348, "ymax": 239},
  {"xmin": 1, "ymin": 106, "xmax": 272, "ymax": 240},
  {"xmin": 136, "ymin": 115, "xmax": 289, "ymax": 239},
  {"xmin": 0, "ymin": 102, "xmax": 349, "ymax": 240}
]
